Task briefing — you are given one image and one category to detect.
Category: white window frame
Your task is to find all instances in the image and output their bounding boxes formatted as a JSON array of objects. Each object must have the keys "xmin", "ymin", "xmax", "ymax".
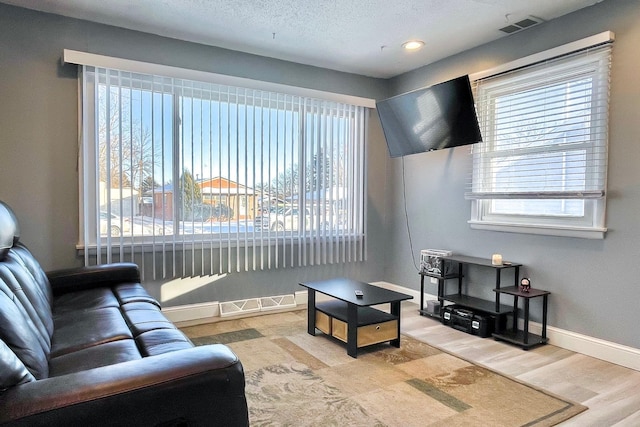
[
  {"xmin": 468, "ymin": 32, "xmax": 613, "ymax": 239},
  {"xmin": 64, "ymin": 50, "xmax": 373, "ymax": 277}
]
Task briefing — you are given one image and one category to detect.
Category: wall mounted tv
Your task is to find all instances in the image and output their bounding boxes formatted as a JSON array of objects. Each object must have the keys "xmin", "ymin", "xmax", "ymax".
[{"xmin": 376, "ymin": 75, "xmax": 482, "ymax": 158}]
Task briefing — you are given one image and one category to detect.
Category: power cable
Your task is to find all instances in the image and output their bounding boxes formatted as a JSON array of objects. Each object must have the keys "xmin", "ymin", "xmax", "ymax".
[{"xmin": 401, "ymin": 156, "xmax": 420, "ymax": 272}]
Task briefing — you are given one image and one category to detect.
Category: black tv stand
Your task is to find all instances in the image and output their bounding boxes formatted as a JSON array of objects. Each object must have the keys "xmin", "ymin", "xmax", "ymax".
[{"xmin": 419, "ymin": 255, "xmax": 516, "ymax": 333}]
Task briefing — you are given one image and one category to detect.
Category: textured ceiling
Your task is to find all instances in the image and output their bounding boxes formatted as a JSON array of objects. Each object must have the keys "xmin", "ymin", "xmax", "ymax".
[{"xmin": 2, "ymin": 0, "xmax": 604, "ymax": 78}]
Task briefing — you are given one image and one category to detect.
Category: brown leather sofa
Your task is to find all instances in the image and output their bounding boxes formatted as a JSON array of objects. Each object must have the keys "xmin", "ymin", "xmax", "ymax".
[{"xmin": 0, "ymin": 201, "xmax": 249, "ymax": 426}]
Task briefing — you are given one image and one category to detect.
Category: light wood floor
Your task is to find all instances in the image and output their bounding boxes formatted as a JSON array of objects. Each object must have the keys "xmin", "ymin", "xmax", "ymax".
[{"xmin": 398, "ymin": 301, "xmax": 640, "ymax": 426}]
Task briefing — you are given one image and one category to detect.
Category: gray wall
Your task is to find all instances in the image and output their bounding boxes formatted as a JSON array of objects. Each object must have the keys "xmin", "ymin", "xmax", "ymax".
[
  {"xmin": 384, "ymin": 0, "xmax": 640, "ymax": 349},
  {"xmin": 0, "ymin": 4, "xmax": 389, "ymax": 306}
]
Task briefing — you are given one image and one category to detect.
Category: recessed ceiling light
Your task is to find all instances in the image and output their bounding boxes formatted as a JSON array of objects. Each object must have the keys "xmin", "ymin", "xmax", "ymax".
[{"xmin": 402, "ymin": 40, "xmax": 425, "ymax": 50}]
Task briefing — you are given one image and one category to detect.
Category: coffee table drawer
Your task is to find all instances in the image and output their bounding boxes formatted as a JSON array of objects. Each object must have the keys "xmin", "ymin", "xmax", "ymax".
[
  {"xmin": 331, "ymin": 318, "xmax": 348, "ymax": 342},
  {"xmin": 331, "ymin": 318, "xmax": 398, "ymax": 347},
  {"xmin": 357, "ymin": 320, "xmax": 398, "ymax": 347},
  {"xmin": 315, "ymin": 310, "xmax": 332, "ymax": 335}
]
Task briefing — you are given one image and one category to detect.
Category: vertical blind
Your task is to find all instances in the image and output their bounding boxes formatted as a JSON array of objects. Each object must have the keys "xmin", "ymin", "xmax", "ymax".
[
  {"xmin": 79, "ymin": 65, "xmax": 367, "ymax": 279},
  {"xmin": 467, "ymin": 42, "xmax": 612, "ymax": 201}
]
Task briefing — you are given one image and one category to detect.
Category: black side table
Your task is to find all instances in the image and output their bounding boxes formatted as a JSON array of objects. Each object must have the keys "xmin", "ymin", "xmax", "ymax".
[{"xmin": 492, "ymin": 286, "xmax": 550, "ymax": 350}]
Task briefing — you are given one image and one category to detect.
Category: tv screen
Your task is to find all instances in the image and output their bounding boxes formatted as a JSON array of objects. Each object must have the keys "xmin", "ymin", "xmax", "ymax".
[{"xmin": 376, "ymin": 75, "xmax": 482, "ymax": 158}]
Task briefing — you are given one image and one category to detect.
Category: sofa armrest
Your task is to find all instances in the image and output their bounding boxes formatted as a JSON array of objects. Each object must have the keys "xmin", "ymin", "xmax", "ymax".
[
  {"xmin": 46, "ymin": 263, "xmax": 141, "ymax": 295},
  {"xmin": 0, "ymin": 344, "xmax": 249, "ymax": 426}
]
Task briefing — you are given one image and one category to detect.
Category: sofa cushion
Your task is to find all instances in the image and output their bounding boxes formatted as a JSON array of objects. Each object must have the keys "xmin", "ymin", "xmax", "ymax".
[
  {"xmin": 113, "ymin": 283, "xmax": 160, "ymax": 307},
  {"xmin": 51, "ymin": 307, "xmax": 133, "ymax": 357},
  {"xmin": 121, "ymin": 302, "xmax": 177, "ymax": 336},
  {"xmin": 136, "ymin": 329, "xmax": 193, "ymax": 356},
  {"xmin": 49, "ymin": 339, "xmax": 142, "ymax": 377},
  {"xmin": 53, "ymin": 288, "xmax": 120, "ymax": 314}
]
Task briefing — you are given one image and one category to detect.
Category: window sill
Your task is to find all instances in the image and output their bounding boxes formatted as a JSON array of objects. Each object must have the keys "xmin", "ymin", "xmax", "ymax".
[{"xmin": 468, "ymin": 220, "xmax": 606, "ymax": 239}]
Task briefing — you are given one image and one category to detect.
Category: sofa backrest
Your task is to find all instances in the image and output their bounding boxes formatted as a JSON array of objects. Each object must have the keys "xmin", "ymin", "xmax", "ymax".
[
  {"xmin": 0, "ymin": 201, "xmax": 53, "ymax": 381},
  {"xmin": 4, "ymin": 247, "xmax": 54, "ymax": 339},
  {"xmin": 0, "ymin": 201, "xmax": 53, "ymax": 315},
  {"xmin": 0, "ymin": 278, "xmax": 50, "ymax": 379}
]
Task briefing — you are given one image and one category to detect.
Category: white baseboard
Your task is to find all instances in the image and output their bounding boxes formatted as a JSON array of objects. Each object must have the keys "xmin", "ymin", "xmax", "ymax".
[
  {"xmin": 162, "ymin": 300, "xmax": 220, "ymax": 323},
  {"xmin": 530, "ymin": 322, "xmax": 640, "ymax": 371},
  {"xmin": 163, "ymin": 282, "xmax": 640, "ymax": 371},
  {"xmin": 164, "ymin": 293, "xmax": 298, "ymax": 325}
]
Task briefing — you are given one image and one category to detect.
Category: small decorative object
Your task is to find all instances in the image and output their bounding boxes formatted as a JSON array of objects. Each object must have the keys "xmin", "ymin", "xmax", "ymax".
[
  {"xmin": 520, "ymin": 277, "xmax": 531, "ymax": 293},
  {"xmin": 491, "ymin": 253, "xmax": 503, "ymax": 265}
]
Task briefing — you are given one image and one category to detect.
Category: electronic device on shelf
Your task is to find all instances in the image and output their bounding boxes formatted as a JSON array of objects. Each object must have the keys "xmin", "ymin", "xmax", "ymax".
[{"xmin": 441, "ymin": 305, "xmax": 493, "ymax": 338}]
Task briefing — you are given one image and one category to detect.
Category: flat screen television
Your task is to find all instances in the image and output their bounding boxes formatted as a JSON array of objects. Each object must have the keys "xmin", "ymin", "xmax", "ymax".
[{"xmin": 376, "ymin": 75, "xmax": 482, "ymax": 158}]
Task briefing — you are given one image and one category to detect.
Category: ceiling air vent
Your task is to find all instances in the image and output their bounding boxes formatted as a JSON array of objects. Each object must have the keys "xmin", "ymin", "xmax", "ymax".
[{"xmin": 499, "ymin": 16, "xmax": 542, "ymax": 35}]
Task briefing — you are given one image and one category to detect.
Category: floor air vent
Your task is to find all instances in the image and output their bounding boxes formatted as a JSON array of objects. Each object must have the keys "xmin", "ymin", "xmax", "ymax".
[
  {"xmin": 219, "ymin": 298, "xmax": 261, "ymax": 317},
  {"xmin": 219, "ymin": 294, "xmax": 296, "ymax": 317},
  {"xmin": 260, "ymin": 294, "xmax": 297, "ymax": 312}
]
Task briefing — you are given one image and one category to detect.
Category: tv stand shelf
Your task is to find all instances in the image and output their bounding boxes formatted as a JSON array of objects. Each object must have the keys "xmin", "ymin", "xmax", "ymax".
[
  {"xmin": 418, "ymin": 271, "xmax": 459, "ymax": 318},
  {"xmin": 441, "ymin": 294, "xmax": 512, "ymax": 315},
  {"xmin": 441, "ymin": 255, "xmax": 522, "ymax": 316},
  {"xmin": 420, "ymin": 254, "xmax": 522, "ymax": 336}
]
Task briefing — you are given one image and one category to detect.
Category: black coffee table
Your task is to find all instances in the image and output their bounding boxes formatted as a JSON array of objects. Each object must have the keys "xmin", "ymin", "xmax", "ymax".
[{"xmin": 299, "ymin": 278, "xmax": 413, "ymax": 358}]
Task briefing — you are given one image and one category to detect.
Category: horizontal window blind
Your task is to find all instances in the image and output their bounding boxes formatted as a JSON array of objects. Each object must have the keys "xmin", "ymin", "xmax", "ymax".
[
  {"xmin": 79, "ymin": 65, "xmax": 367, "ymax": 279},
  {"xmin": 467, "ymin": 42, "xmax": 612, "ymax": 201}
]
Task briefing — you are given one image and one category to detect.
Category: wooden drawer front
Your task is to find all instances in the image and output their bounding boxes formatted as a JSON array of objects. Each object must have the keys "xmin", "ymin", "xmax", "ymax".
[
  {"xmin": 331, "ymin": 318, "xmax": 398, "ymax": 347},
  {"xmin": 315, "ymin": 310, "xmax": 331, "ymax": 335},
  {"xmin": 357, "ymin": 320, "xmax": 398, "ymax": 347},
  {"xmin": 331, "ymin": 318, "xmax": 348, "ymax": 343}
]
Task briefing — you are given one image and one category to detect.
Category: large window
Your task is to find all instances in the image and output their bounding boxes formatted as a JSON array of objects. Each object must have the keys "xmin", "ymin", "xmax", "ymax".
[
  {"xmin": 78, "ymin": 62, "xmax": 368, "ymax": 277},
  {"xmin": 468, "ymin": 38, "xmax": 612, "ymax": 239}
]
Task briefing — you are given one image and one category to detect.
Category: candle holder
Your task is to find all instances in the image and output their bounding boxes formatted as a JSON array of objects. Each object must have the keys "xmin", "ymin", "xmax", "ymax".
[{"xmin": 491, "ymin": 253, "xmax": 503, "ymax": 265}]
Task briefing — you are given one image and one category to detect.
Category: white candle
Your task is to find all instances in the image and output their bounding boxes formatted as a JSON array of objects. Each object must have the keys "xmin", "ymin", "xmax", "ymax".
[{"xmin": 492, "ymin": 254, "xmax": 503, "ymax": 265}]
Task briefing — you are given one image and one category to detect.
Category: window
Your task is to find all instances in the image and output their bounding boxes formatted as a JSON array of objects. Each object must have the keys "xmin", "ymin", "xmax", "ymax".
[
  {"xmin": 77, "ymin": 61, "xmax": 368, "ymax": 277},
  {"xmin": 468, "ymin": 37, "xmax": 612, "ymax": 239}
]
